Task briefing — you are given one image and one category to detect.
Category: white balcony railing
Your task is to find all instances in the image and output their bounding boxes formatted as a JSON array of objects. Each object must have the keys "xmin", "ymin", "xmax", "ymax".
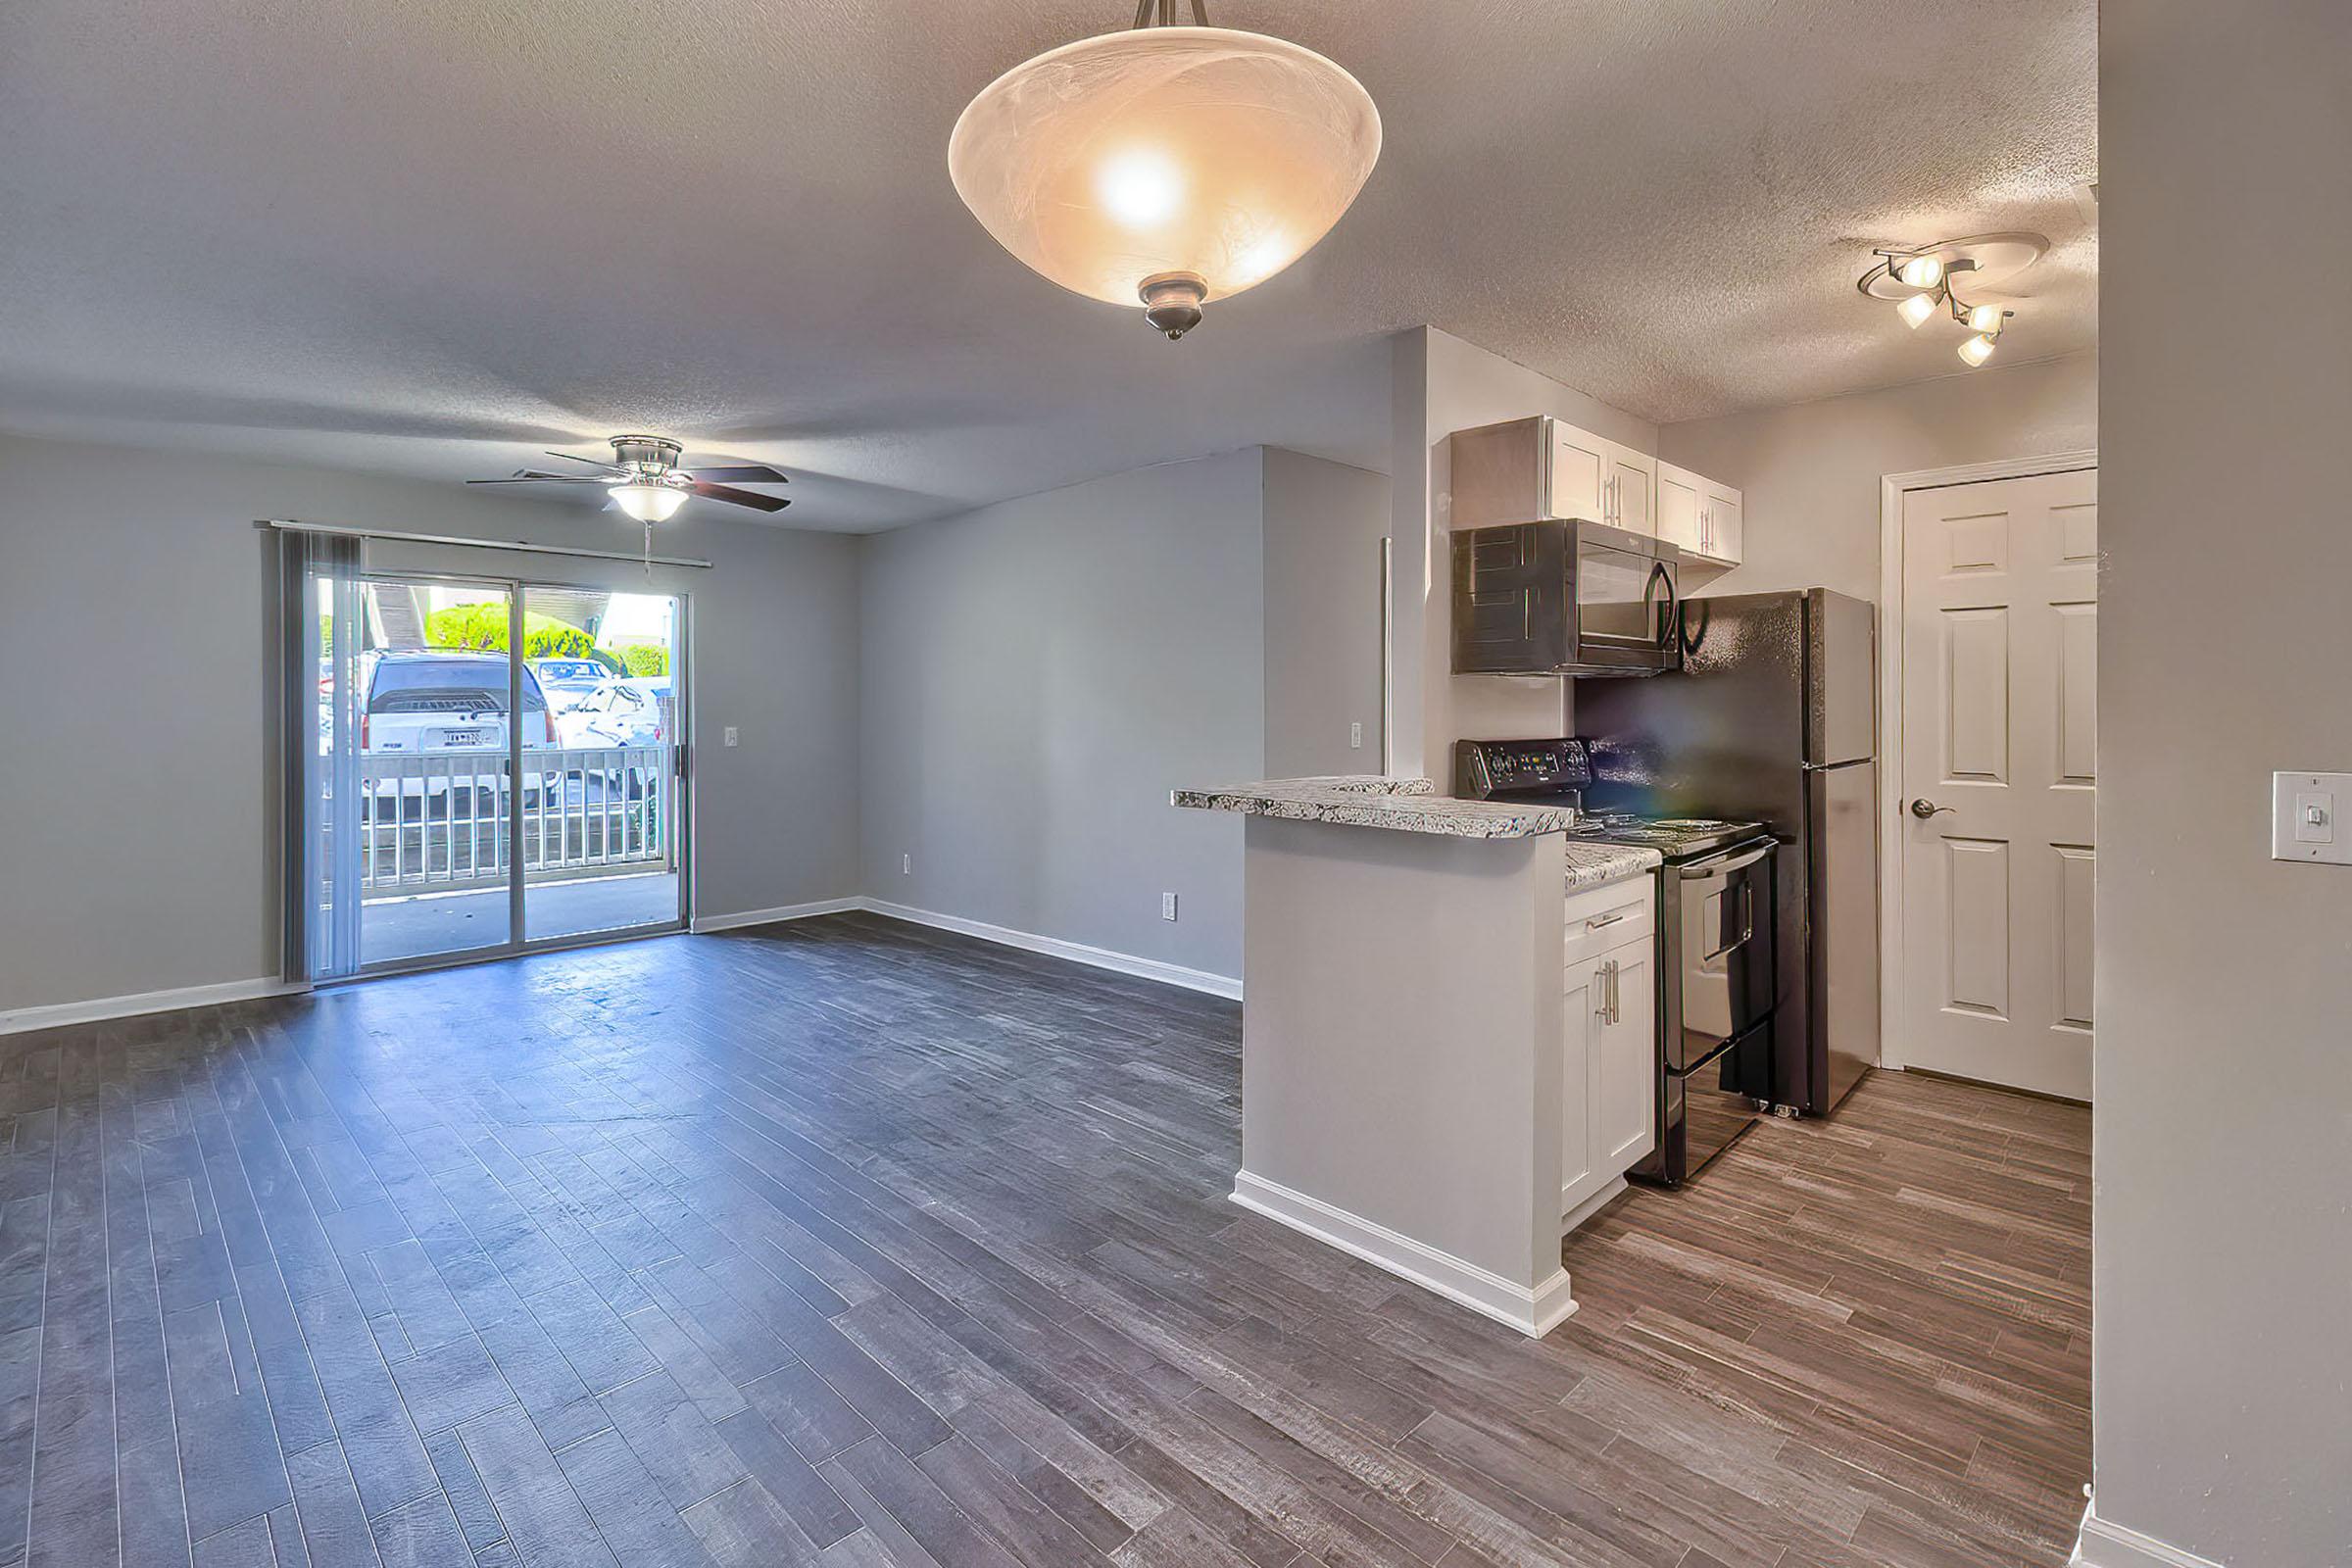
[{"xmin": 350, "ymin": 746, "xmax": 671, "ymax": 896}]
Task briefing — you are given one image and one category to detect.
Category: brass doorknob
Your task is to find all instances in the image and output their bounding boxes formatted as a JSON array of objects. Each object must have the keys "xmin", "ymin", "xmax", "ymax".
[{"xmin": 1911, "ymin": 798, "xmax": 1955, "ymax": 819}]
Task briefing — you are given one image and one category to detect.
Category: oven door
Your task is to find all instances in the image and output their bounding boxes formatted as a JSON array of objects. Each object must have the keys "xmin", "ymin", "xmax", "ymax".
[
  {"xmin": 1671, "ymin": 839, "xmax": 1776, "ymax": 1071},
  {"xmin": 1567, "ymin": 524, "xmax": 1680, "ymax": 673}
]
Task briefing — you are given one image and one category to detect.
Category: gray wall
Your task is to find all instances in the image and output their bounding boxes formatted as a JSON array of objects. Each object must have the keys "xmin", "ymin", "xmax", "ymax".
[
  {"xmin": 1262, "ymin": 448, "xmax": 1392, "ymax": 778},
  {"xmin": 857, "ymin": 450, "xmax": 1269, "ymax": 982},
  {"xmin": 0, "ymin": 434, "xmax": 861, "ymax": 1014},
  {"xmin": 1657, "ymin": 350, "xmax": 2097, "ymax": 603},
  {"xmin": 2092, "ymin": 4, "xmax": 2352, "ymax": 1563}
]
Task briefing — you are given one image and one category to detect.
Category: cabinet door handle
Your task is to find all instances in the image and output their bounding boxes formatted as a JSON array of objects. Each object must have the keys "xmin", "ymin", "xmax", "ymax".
[{"xmin": 1586, "ymin": 910, "xmax": 1627, "ymax": 931}]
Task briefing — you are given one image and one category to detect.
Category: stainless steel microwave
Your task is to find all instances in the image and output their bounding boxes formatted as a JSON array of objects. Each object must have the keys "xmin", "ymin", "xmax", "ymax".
[{"xmin": 1451, "ymin": 519, "xmax": 1683, "ymax": 676}]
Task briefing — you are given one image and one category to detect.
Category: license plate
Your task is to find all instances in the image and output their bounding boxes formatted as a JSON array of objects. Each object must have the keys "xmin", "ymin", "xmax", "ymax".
[{"xmin": 442, "ymin": 730, "xmax": 483, "ymax": 747}]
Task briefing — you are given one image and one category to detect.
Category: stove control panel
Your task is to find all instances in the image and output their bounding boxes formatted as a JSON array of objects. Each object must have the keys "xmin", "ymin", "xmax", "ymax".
[{"xmin": 1455, "ymin": 737, "xmax": 1592, "ymax": 801}]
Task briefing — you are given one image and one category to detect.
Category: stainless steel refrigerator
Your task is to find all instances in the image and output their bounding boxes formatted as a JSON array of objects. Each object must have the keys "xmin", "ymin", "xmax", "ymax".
[{"xmin": 1575, "ymin": 588, "xmax": 1880, "ymax": 1117}]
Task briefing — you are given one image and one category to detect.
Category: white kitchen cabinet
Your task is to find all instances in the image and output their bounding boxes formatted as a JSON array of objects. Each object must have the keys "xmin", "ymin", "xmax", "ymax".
[
  {"xmin": 1654, "ymin": 460, "xmax": 1744, "ymax": 567},
  {"xmin": 1700, "ymin": 479, "xmax": 1743, "ymax": 565},
  {"xmin": 1656, "ymin": 462, "xmax": 1703, "ymax": 555},
  {"xmin": 1560, "ymin": 876, "xmax": 1659, "ymax": 1225},
  {"xmin": 1604, "ymin": 447, "xmax": 1655, "ymax": 537},
  {"xmin": 1593, "ymin": 939, "xmax": 1657, "ymax": 1171},
  {"xmin": 1450, "ymin": 416, "xmax": 1658, "ymax": 536},
  {"xmin": 1546, "ymin": 419, "xmax": 1610, "ymax": 525}
]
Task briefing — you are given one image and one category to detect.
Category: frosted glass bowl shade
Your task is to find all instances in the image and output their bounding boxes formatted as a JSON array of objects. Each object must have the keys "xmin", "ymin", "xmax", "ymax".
[{"xmin": 949, "ymin": 26, "xmax": 1381, "ymax": 312}]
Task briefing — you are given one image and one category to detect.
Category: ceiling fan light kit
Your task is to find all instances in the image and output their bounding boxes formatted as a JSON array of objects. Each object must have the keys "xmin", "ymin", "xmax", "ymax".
[
  {"xmin": 466, "ymin": 435, "xmax": 791, "ymax": 561},
  {"xmin": 949, "ymin": 0, "xmax": 1380, "ymax": 340},
  {"xmin": 1859, "ymin": 232, "xmax": 2045, "ymax": 368}
]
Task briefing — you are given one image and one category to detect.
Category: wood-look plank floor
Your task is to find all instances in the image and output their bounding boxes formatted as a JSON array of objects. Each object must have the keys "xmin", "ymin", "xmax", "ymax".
[{"xmin": 0, "ymin": 912, "xmax": 2089, "ymax": 1568}]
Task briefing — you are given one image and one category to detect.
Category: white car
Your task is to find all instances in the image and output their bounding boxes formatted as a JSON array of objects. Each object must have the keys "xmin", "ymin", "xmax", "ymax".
[
  {"xmin": 529, "ymin": 657, "xmax": 617, "ymax": 715},
  {"xmin": 552, "ymin": 679, "xmax": 665, "ymax": 751},
  {"xmin": 359, "ymin": 652, "xmax": 557, "ymax": 813}
]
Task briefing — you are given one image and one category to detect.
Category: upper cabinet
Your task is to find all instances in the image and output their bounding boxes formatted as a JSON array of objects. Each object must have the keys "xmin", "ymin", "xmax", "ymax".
[
  {"xmin": 1654, "ymin": 460, "xmax": 1744, "ymax": 567},
  {"xmin": 1450, "ymin": 416, "xmax": 1659, "ymax": 537}
]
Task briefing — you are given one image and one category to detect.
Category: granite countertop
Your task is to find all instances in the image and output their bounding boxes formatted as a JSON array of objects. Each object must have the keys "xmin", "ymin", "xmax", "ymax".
[{"xmin": 1171, "ymin": 774, "xmax": 1661, "ymax": 888}]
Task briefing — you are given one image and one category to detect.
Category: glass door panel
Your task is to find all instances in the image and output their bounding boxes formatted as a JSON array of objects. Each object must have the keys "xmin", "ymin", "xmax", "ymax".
[
  {"xmin": 353, "ymin": 577, "xmax": 520, "ymax": 968},
  {"xmin": 521, "ymin": 586, "xmax": 684, "ymax": 943}
]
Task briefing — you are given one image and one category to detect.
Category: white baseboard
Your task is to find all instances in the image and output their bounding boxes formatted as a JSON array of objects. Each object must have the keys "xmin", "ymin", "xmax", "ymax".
[
  {"xmin": 2074, "ymin": 1500, "xmax": 2227, "ymax": 1568},
  {"xmin": 690, "ymin": 896, "xmax": 864, "ymax": 934},
  {"xmin": 859, "ymin": 899, "xmax": 1243, "ymax": 1001},
  {"xmin": 8, "ymin": 893, "xmax": 1234, "ymax": 1036},
  {"xmin": 1231, "ymin": 1169, "xmax": 1577, "ymax": 1338},
  {"xmin": 0, "ymin": 975, "xmax": 309, "ymax": 1037},
  {"xmin": 1560, "ymin": 1176, "xmax": 1629, "ymax": 1237}
]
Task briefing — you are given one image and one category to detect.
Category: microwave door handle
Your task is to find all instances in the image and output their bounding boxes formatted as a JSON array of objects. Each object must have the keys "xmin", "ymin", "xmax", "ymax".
[{"xmin": 1645, "ymin": 559, "xmax": 1679, "ymax": 652}]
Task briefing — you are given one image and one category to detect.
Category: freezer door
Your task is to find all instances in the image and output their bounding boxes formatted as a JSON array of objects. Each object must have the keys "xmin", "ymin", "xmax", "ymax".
[
  {"xmin": 1806, "ymin": 589, "xmax": 1878, "ymax": 767},
  {"xmin": 1809, "ymin": 758, "xmax": 1881, "ymax": 1111},
  {"xmin": 1579, "ymin": 590, "xmax": 1807, "ymax": 830}
]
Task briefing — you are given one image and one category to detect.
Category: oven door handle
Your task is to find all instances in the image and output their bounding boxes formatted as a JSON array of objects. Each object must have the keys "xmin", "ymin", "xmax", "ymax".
[{"xmin": 1678, "ymin": 843, "xmax": 1772, "ymax": 878}]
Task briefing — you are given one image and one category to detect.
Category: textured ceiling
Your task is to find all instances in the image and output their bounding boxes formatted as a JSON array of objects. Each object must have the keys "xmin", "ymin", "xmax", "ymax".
[{"xmin": 0, "ymin": 0, "xmax": 2095, "ymax": 531}]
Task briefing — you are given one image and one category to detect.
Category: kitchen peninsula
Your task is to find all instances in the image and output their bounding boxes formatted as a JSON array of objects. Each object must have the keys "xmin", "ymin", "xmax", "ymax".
[{"xmin": 1173, "ymin": 775, "xmax": 1659, "ymax": 1336}]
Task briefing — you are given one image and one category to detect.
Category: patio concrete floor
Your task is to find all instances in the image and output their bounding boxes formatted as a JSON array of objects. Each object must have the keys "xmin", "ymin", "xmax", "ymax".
[{"xmin": 361, "ymin": 870, "xmax": 679, "ymax": 965}]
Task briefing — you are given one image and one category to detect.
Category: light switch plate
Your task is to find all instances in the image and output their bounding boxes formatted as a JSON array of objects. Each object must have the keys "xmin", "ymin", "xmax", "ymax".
[{"xmin": 2272, "ymin": 771, "xmax": 2352, "ymax": 863}]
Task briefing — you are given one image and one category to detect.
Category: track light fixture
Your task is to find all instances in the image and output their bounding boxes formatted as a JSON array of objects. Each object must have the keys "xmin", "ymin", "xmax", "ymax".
[{"xmin": 1859, "ymin": 234, "xmax": 2045, "ymax": 368}]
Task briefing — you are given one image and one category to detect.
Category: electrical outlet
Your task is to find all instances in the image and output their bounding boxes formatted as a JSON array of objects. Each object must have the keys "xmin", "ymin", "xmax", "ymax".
[
  {"xmin": 1160, "ymin": 892, "xmax": 1179, "ymax": 922},
  {"xmin": 723, "ymin": 726, "xmax": 739, "ymax": 748},
  {"xmin": 902, "ymin": 853, "xmax": 911, "ymax": 875},
  {"xmin": 1349, "ymin": 721, "xmax": 1363, "ymax": 751}
]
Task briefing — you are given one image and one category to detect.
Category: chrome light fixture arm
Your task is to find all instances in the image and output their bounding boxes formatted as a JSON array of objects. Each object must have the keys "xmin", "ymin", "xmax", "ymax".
[{"xmin": 1132, "ymin": 0, "xmax": 1209, "ymax": 24}]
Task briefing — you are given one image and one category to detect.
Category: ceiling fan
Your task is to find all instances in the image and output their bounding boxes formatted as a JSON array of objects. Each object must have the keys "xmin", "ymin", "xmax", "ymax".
[{"xmin": 468, "ymin": 435, "xmax": 791, "ymax": 522}]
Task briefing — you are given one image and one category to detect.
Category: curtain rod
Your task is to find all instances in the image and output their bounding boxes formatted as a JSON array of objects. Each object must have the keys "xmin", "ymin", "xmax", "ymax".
[{"xmin": 261, "ymin": 518, "xmax": 715, "ymax": 569}]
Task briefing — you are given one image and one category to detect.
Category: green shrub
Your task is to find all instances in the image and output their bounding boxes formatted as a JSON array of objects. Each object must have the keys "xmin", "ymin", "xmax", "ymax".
[
  {"xmin": 424, "ymin": 606, "xmax": 623, "ymax": 672},
  {"xmin": 612, "ymin": 642, "xmax": 670, "ymax": 677}
]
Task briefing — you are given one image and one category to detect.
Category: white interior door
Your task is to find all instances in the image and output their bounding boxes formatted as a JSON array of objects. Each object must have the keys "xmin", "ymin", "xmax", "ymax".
[{"xmin": 1898, "ymin": 467, "xmax": 2097, "ymax": 1099}]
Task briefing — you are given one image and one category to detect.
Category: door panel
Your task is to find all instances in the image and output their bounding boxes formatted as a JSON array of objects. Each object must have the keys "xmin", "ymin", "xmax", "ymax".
[
  {"xmin": 1595, "ymin": 945, "xmax": 1657, "ymax": 1170},
  {"xmin": 521, "ymin": 586, "xmax": 686, "ymax": 944},
  {"xmin": 1899, "ymin": 467, "xmax": 2097, "ymax": 1098},
  {"xmin": 1655, "ymin": 464, "xmax": 1702, "ymax": 554},
  {"xmin": 1549, "ymin": 425, "xmax": 1609, "ymax": 523},
  {"xmin": 1941, "ymin": 838, "xmax": 2011, "ymax": 1015},
  {"xmin": 1942, "ymin": 608, "xmax": 2011, "ymax": 782},
  {"xmin": 1608, "ymin": 449, "xmax": 1654, "ymax": 535}
]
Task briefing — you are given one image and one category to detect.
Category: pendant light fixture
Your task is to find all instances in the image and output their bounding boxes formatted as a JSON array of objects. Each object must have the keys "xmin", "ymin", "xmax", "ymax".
[{"xmin": 949, "ymin": 0, "xmax": 1381, "ymax": 340}]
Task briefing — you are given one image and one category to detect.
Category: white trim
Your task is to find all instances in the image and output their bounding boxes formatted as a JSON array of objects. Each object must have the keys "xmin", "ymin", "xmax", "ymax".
[
  {"xmin": 0, "ymin": 975, "xmax": 310, "ymax": 1036},
  {"xmin": 1231, "ymin": 1169, "xmax": 1579, "ymax": 1338},
  {"xmin": 860, "ymin": 899, "xmax": 1243, "ymax": 1000},
  {"xmin": 1877, "ymin": 448, "xmax": 2097, "ymax": 1073},
  {"xmin": 2073, "ymin": 1501, "xmax": 2227, "ymax": 1568},
  {"xmin": 689, "ymin": 897, "xmax": 863, "ymax": 934}
]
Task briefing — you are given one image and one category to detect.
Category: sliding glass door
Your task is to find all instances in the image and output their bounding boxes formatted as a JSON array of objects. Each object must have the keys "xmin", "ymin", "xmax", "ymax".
[
  {"xmin": 520, "ymin": 584, "xmax": 684, "ymax": 944},
  {"xmin": 290, "ymin": 548, "xmax": 687, "ymax": 982}
]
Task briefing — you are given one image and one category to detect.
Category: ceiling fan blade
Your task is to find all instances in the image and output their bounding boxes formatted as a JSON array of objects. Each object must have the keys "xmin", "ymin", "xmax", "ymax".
[
  {"xmin": 543, "ymin": 450, "xmax": 626, "ymax": 473},
  {"xmin": 466, "ymin": 473, "xmax": 609, "ymax": 485},
  {"xmin": 689, "ymin": 480, "xmax": 792, "ymax": 514},
  {"xmin": 682, "ymin": 464, "xmax": 789, "ymax": 484}
]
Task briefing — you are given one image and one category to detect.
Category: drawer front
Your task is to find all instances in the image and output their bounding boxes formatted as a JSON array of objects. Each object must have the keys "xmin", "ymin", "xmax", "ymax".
[{"xmin": 1564, "ymin": 879, "xmax": 1654, "ymax": 968}]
